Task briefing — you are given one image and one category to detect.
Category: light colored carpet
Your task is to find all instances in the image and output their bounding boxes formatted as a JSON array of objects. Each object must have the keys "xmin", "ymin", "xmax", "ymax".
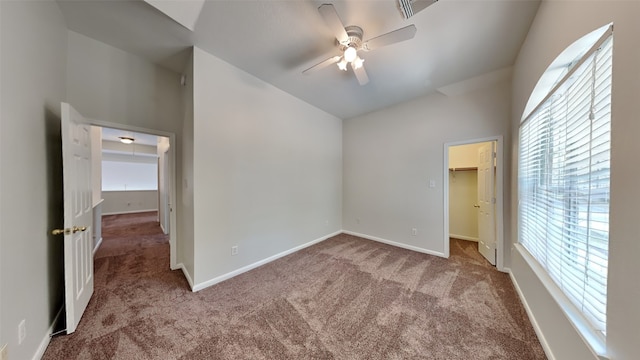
[{"xmin": 43, "ymin": 212, "xmax": 546, "ymax": 359}]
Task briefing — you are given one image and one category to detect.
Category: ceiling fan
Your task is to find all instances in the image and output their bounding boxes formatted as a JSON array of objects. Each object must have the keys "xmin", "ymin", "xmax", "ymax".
[{"xmin": 303, "ymin": 3, "xmax": 417, "ymax": 85}]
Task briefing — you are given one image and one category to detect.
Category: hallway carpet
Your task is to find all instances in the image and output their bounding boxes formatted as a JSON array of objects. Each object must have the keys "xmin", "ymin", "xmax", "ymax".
[{"xmin": 43, "ymin": 212, "xmax": 546, "ymax": 359}]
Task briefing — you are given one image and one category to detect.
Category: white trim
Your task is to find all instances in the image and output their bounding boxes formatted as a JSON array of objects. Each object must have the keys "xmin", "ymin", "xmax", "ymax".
[
  {"xmin": 101, "ymin": 208, "xmax": 158, "ymax": 216},
  {"xmin": 174, "ymin": 263, "xmax": 195, "ymax": 290},
  {"xmin": 33, "ymin": 307, "xmax": 63, "ymax": 360},
  {"xmin": 192, "ymin": 231, "xmax": 342, "ymax": 292},
  {"xmin": 92, "ymin": 237, "xmax": 103, "ymax": 256},
  {"xmin": 514, "ymin": 244, "xmax": 608, "ymax": 359},
  {"xmin": 342, "ymin": 230, "xmax": 446, "ymax": 258},
  {"xmin": 443, "ymin": 136, "xmax": 505, "ymax": 271},
  {"xmin": 101, "ymin": 190, "xmax": 158, "ymax": 193},
  {"xmin": 449, "ymin": 234, "xmax": 478, "ymax": 242},
  {"xmin": 508, "ymin": 269, "xmax": 555, "ymax": 360}
]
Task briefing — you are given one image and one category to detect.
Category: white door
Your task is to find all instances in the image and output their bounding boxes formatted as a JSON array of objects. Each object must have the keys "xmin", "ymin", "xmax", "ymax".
[
  {"xmin": 477, "ymin": 142, "xmax": 496, "ymax": 265},
  {"xmin": 59, "ymin": 103, "xmax": 94, "ymax": 333}
]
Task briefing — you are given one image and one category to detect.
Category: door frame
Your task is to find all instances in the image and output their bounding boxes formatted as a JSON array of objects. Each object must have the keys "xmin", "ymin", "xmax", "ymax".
[
  {"xmin": 90, "ymin": 119, "xmax": 178, "ymax": 269},
  {"xmin": 443, "ymin": 135, "xmax": 505, "ymax": 271}
]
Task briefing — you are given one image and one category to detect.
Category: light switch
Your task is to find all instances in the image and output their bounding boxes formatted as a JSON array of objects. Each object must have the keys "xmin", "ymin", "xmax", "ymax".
[{"xmin": 429, "ymin": 179, "xmax": 436, "ymax": 188}]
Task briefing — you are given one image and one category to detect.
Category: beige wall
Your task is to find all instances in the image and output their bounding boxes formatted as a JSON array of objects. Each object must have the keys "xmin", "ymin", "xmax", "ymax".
[
  {"xmin": 449, "ymin": 142, "xmax": 484, "ymax": 170},
  {"xmin": 157, "ymin": 136, "xmax": 171, "ymax": 234},
  {"xmin": 448, "ymin": 170, "xmax": 479, "ymax": 241},
  {"xmin": 0, "ymin": 1, "xmax": 68, "ymax": 359},
  {"xmin": 177, "ymin": 49, "xmax": 194, "ymax": 282},
  {"xmin": 191, "ymin": 47, "xmax": 343, "ymax": 287},
  {"xmin": 510, "ymin": 1, "xmax": 640, "ymax": 359},
  {"xmin": 343, "ymin": 80, "xmax": 511, "ymax": 259},
  {"xmin": 101, "ymin": 190, "xmax": 158, "ymax": 215},
  {"xmin": 90, "ymin": 126, "xmax": 102, "ymax": 205}
]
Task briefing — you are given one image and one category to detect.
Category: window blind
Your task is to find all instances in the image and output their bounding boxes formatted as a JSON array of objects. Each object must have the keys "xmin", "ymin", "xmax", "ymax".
[{"xmin": 518, "ymin": 35, "xmax": 612, "ymax": 335}]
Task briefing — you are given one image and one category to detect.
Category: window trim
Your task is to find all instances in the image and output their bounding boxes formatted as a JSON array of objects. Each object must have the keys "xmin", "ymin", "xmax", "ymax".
[{"xmin": 515, "ymin": 244, "xmax": 608, "ymax": 359}]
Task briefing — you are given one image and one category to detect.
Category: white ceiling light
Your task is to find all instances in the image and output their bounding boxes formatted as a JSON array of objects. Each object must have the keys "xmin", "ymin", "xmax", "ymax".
[
  {"xmin": 119, "ymin": 136, "xmax": 135, "ymax": 144},
  {"xmin": 337, "ymin": 58, "xmax": 348, "ymax": 71},
  {"xmin": 343, "ymin": 46, "xmax": 357, "ymax": 63},
  {"xmin": 353, "ymin": 57, "xmax": 365, "ymax": 70}
]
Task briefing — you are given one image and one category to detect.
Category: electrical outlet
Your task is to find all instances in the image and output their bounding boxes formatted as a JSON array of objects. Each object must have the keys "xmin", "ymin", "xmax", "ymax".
[
  {"xmin": 0, "ymin": 343, "xmax": 8, "ymax": 360},
  {"xmin": 18, "ymin": 319, "xmax": 26, "ymax": 345},
  {"xmin": 231, "ymin": 246, "xmax": 238, "ymax": 256},
  {"xmin": 412, "ymin": 228, "xmax": 418, "ymax": 236},
  {"xmin": 325, "ymin": 220, "xmax": 329, "ymax": 226}
]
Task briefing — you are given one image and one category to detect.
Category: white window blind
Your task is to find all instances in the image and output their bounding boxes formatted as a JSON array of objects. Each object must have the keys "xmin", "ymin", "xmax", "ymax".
[{"xmin": 518, "ymin": 34, "xmax": 612, "ymax": 335}]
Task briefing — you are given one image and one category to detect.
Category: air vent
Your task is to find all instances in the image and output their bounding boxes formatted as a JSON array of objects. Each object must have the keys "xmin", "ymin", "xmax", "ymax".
[{"xmin": 398, "ymin": 0, "xmax": 439, "ymax": 19}]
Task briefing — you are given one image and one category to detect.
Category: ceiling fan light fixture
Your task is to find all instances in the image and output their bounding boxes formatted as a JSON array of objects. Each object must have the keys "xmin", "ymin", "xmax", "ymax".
[
  {"xmin": 337, "ymin": 58, "xmax": 348, "ymax": 71},
  {"xmin": 353, "ymin": 57, "xmax": 365, "ymax": 70},
  {"xmin": 344, "ymin": 46, "xmax": 357, "ymax": 63},
  {"xmin": 119, "ymin": 136, "xmax": 135, "ymax": 144}
]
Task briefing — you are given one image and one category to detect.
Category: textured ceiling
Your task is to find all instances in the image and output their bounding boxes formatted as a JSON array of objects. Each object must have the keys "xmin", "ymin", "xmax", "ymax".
[{"xmin": 57, "ymin": 0, "xmax": 540, "ymax": 119}]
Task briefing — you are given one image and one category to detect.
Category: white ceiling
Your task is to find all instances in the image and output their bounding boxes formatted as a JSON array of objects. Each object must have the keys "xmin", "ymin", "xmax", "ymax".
[{"xmin": 57, "ymin": 0, "xmax": 540, "ymax": 119}]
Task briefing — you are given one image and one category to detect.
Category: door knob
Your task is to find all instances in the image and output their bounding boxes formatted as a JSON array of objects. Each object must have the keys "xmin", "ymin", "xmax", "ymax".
[
  {"xmin": 474, "ymin": 204, "xmax": 480, "ymax": 208},
  {"xmin": 51, "ymin": 226, "xmax": 87, "ymax": 235}
]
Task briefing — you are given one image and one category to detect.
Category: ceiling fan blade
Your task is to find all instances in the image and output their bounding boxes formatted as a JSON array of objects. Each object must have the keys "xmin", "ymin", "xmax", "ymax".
[
  {"xmin": 362, "ymin": 24, "xmax": 417, "ymax": 51},
  {"xmin": 318, "ymin": 4, "xmax": 349, "ymax": 43},
  {"xmin": 351, "ymin": 62, "xmax": 369, "ymax": 85},
  {"xmin": 303, "ymin": 55, "xmax": 341, "ymax": 74}
]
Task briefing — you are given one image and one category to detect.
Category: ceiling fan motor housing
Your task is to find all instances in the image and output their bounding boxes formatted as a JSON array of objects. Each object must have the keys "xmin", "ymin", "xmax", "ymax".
[{"xmin": 339, "ymin": 25, "xmax": 363, "ymax": 51}]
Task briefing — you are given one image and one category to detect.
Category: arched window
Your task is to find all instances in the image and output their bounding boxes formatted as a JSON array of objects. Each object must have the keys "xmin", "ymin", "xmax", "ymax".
[{"xmin": 518, "ymin": 24, "xmax": 612, "ymax": 343}]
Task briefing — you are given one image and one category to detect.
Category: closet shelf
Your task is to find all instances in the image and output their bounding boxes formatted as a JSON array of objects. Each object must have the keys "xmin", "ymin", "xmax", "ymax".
[{"xmin": 448, "ymin": 167, "xmax": 477, "ymax": 172}]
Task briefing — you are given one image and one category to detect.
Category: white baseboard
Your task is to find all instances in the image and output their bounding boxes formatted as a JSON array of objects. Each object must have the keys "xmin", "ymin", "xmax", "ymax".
[
  {"xmin": 102, "ymin": 209, "xmax": 158, "ymax": 216},
  {"xmin": 508, "ymin": 269, "xmax": 555, "ymax": 360},
  {"xmin": 34, "ymin": 307, "xmax": 63, "ymax": 360},
  {"xmin": 449, "ymin": 234, "xmax": 479, "ymax": 242},
  {"xmin": 192, "ymin": 231, "xmax": 342, "ymax": 292},
  {"xmin": 93, "ymin": 237, "xmax": 103, "ymax": 256},
  {"xmin": 342, "ymin": 230, "xmax": 446, "ymax": 258},
  {"xmin": 174, "ymin": 263, "xmax": 195, "ymax": 290}
]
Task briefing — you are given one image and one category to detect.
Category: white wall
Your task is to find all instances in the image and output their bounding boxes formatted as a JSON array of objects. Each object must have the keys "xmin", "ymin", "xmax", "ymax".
[
  {"xmin": 343, "ymin": 80, "xmax": 511, "ymax": 258},
  {"xmin": 191, "ymin": 47, "xmax": 342, "ymax": 287},
  {"xmin": 101, "ymin": 190, "xmax": 158, "ymax": 215},
  {"xmin": 510, "ymin": 1, "xmax": 640, "ymax": 359},
  {"xmin": 0, "ymin": 1, "xmax": 68, "ymax": 359}
]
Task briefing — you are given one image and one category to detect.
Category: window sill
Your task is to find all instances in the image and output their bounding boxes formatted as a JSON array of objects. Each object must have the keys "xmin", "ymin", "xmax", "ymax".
[{"xmin": 514, "ymin": 244, "xmax": 609, "ymax": 360}]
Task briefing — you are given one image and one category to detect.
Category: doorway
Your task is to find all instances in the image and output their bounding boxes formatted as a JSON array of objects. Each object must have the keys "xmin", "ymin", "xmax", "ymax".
[
  {"xmin": 89, "ymin": 121, "xmax": 177, "ymax": 269},
  {"xmin": 443, "ymin": 136, "xmax": 504, "ymax": 271}
]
